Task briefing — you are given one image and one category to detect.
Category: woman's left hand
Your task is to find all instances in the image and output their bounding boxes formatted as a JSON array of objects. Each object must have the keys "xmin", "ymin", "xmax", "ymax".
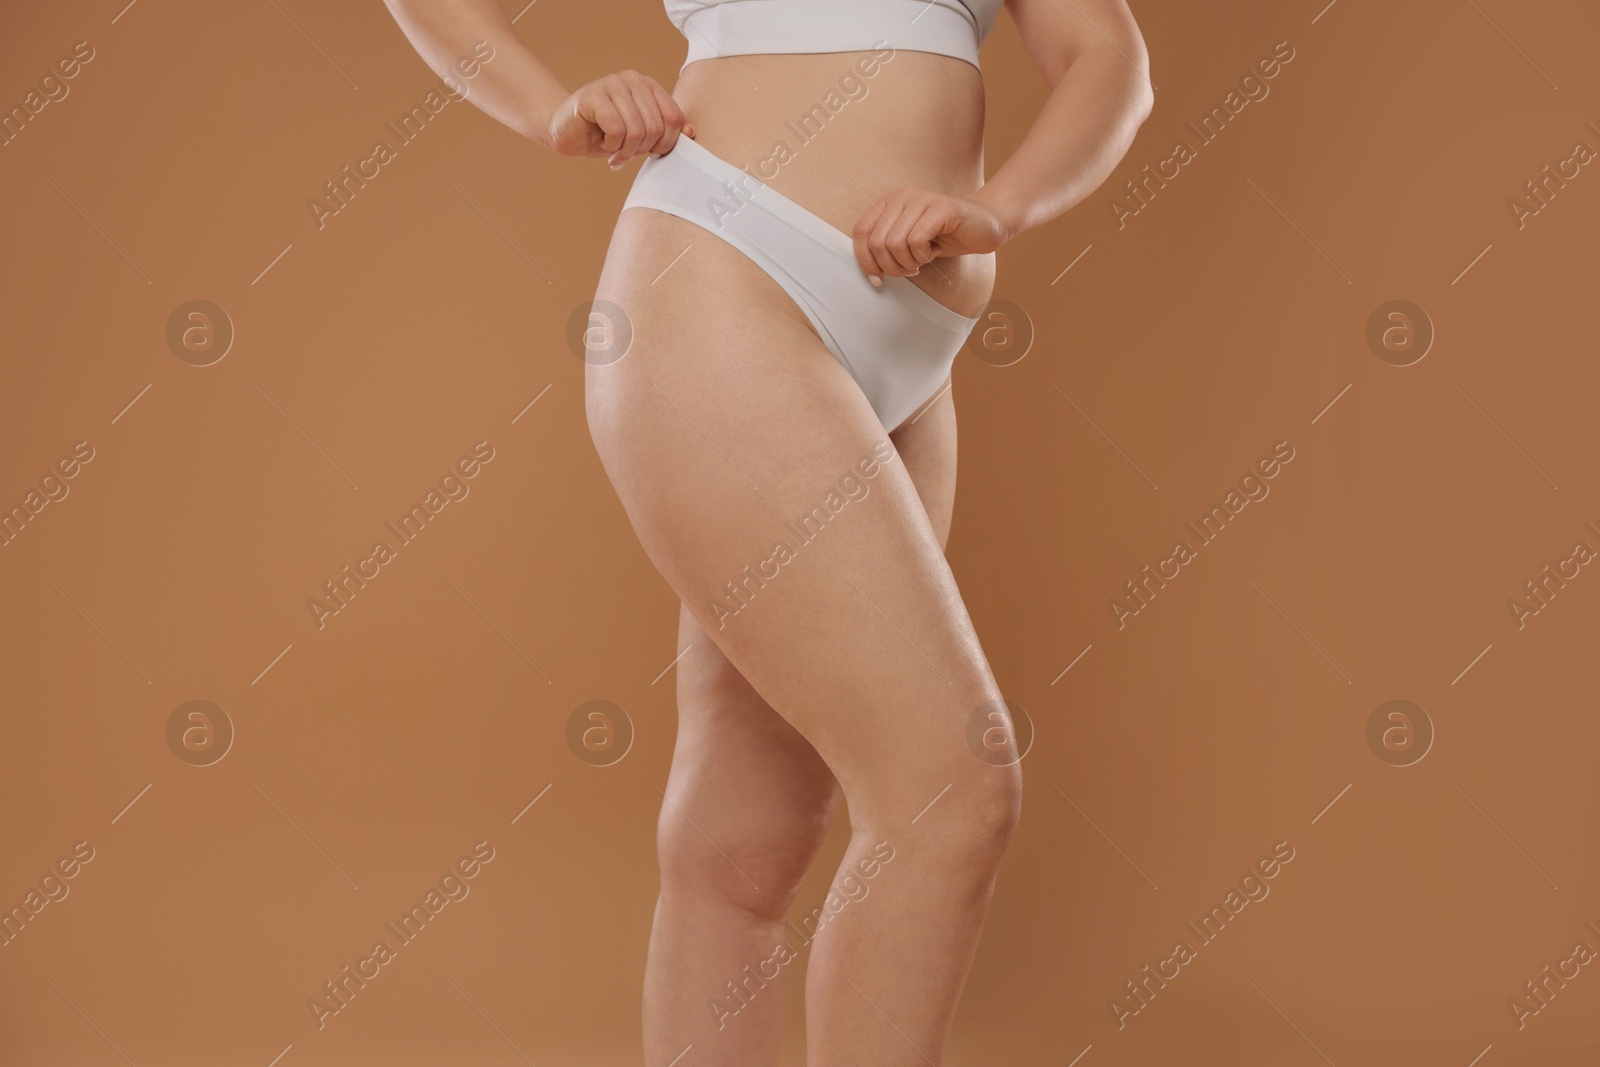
[{"xmin": 850, "ymin": 188, "xmax": 1010, "ymax": 285}]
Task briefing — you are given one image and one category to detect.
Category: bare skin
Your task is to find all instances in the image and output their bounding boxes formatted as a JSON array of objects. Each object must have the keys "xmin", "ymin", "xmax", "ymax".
[{"xmin": 383, "ymin": 1, "xmax": 1152, "ymax": 1063}]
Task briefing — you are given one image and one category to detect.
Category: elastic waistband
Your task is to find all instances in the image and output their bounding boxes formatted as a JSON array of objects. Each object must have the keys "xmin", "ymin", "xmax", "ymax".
[
  {"xmin": 628, "ymin": 135, "xmax": 980, "ymax": 335},
  {"xmin": 680, "ymin": 0, "xmax": 979, "ymax": 70}
]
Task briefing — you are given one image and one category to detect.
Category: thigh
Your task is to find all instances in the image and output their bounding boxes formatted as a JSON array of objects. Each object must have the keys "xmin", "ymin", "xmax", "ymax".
[
  {"xmin": 890, "ymin": 375, "xmax": 958, "ymax": 552},
  {"xmin": 658, "ymin": 367, "xmax": 959, "ymax": 875},
  {"xmin": 588, "ymin": 209, "xmax": 1000, "ymax": 819}
]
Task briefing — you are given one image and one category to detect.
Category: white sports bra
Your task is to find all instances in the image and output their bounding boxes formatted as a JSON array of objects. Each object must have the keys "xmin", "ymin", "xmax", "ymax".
[{"xmin": 664, "ymin": 0, "xmax": 1003, "ymax": 71}]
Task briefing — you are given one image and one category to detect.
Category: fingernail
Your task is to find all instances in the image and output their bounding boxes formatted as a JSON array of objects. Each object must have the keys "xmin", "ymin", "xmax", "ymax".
[{"xmin": 868, "ymin": 274, "xmax": 882, "ymax": 288}]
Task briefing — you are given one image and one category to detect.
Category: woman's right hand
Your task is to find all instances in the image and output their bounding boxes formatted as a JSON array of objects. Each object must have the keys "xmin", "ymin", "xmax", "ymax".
[{"xmin": 545, "ymin": 70, "xmax": 695, "ymax": 168}]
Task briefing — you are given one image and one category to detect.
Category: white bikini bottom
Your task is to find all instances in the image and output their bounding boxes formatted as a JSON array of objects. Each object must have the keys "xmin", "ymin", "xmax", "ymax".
[{"xmin": 621, "ymin": 134, "xmax": 981, "ymax": 434}]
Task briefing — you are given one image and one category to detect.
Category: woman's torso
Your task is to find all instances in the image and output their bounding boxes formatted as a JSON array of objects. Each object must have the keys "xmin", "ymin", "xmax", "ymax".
[{"xmin": 669, "ymin": 48, "xmax": 996, "ymax": 317}]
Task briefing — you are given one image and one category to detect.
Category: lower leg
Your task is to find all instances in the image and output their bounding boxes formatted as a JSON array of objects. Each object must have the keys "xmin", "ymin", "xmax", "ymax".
[
  {"xmin": 802, "ymin": 768, "xmax": 1021, "ymax": 1066},
  {"xmin": 643, "ymin": 886, "xmax": 799, "ymax": 1065},
  {"xmin": 642, "ymin": 607, "xmax": 841, "ymax": 1067}
]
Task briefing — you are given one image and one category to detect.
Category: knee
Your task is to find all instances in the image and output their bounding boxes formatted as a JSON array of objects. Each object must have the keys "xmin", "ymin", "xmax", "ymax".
[
  {"xmin": 956, "ymin": 761, "xmax": 1024, "ymax": 862},
  {"xmin": 984, "ymin": 758, "xmax": 1024, "ymax": 826},
  {"xmin": 887, "ymin": 761, "xmax": 1021, "ymax": 874},
  {"xmin": 656, "ymin": 787, "xmax": 839, "ymax": 923}
]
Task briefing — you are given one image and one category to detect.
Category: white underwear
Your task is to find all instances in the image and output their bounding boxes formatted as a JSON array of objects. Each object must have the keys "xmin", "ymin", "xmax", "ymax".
[{"xmin": 621, "ymin": 134, "xmax": 980, "ymax": 433}]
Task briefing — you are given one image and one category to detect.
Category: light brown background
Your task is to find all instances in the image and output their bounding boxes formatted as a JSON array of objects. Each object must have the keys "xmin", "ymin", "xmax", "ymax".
[{"xmin": 2, "ymin": 1, "xmax": 1597, "ymax": 1064}]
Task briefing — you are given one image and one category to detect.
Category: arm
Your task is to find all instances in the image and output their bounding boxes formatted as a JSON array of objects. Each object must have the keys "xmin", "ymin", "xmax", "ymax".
[
  {"xmin": 851, "ymin": 0, "xmax": 1153, "ymax": 280},
  {"xmin": 382, "ymin": 0, "xmax": 692, "ymax": 163},
  {"xmin": 382, "ymin": 0, "xmax": 569, "ymax": 146},
  {"xmin": 975, "ymin": 0, "xmax": 1155, "ymax": 239}
]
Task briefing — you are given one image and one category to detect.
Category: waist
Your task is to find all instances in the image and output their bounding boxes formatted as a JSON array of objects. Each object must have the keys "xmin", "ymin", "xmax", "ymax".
[
  {"xmin": 671, "ymin": 49, "xmax": 987, "ymax": 240},
  {"xmin": 678, "ymin": 0, "xmax": 980, "ymax": 71}
]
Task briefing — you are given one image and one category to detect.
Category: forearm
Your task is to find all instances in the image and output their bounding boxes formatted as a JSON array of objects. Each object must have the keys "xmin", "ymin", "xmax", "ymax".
[
  {"xmin": 976, "ymin": 48, "xmax": 1154, "ymax": 240},
  {"xmin": 383, "ymin": 0, "xmax": 570, "ymax": 147}
]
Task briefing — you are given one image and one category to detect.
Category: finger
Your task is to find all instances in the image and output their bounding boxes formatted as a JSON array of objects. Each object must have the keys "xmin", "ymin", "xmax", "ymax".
[
  {"xmin": 605, "ymin": 84, "xmax": 645, "ymax": 165},
  {"xmin": 863, "ymin": 199, "xmax": 903, "ymax": 277},
  {"xmin": 851, "ymin": 206, "xmax": 889, "ymax": 283},
  {"xmin": 648, "ymin": 83, "xmax": 686, "ymax": 154},
  {"xmin": 894, "ymin": 201, "xmax": 942, "ymax": 272},
  {"xmin": 870, "ymin": 199, "xmax": 922, "ymax": 276},
  {"xmin": 895, "ymin": 204, "xmax": 944, "ymax": 273},
  {"xmin": 588, "ymin": 92, "xmax": 627, "ymax": 158},
  {"xmin": 624, "ymin": 79, "xmax": 667, "ymax": 160},
  {"xmin": 605, "ymin": 86, "xmax": 644, "ymax": 164},
  {"xmin": 906, "ymin": 207, "xmax": 952, "ymax": 264},
  {"xmin": 851, "ymin": 207, "xmax": 885, "ymax": 283}
]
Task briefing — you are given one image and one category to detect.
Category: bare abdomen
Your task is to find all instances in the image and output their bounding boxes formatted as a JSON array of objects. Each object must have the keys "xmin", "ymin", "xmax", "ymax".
[{"xmin": 668, "ymin": 49, "xmax": 996, "ymax": 316}]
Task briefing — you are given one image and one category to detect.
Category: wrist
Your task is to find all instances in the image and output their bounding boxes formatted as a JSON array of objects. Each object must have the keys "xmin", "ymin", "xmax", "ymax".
[
  {"xmin": 524, "ymin": 92, "xmax": 568, "ymax": 151},
  {"xmin": 973, "ymin": 184, "xmax": 1027, "ymax": 245}
]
